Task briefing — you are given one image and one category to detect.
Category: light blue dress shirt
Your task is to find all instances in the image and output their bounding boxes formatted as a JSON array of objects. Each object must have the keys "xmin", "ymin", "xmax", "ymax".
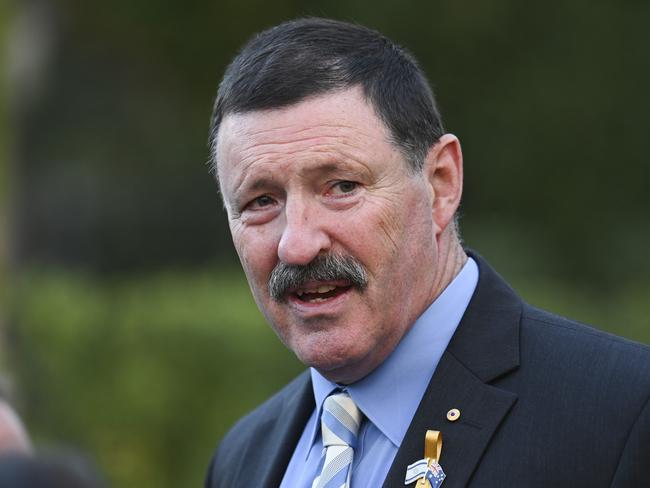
[{"xmin": 280, "ymin": 257, "xmax": 479, "ymax": 487}]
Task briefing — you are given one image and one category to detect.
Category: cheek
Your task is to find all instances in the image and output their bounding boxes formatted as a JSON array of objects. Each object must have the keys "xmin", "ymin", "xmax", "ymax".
[
  {"xmin": 376, "ymin": 206, "xmax": 405, "ymax": 256},
  {"xmin": 349, "ymin": 198, "xmax": 403, "ymax": 260},
  {"xmin": 230, "ymin": 225, "xmax": 277, "ymax": 283},
  {"xmin": 363, "ymin": 197, "xmax": 420, "ymax": 266}
]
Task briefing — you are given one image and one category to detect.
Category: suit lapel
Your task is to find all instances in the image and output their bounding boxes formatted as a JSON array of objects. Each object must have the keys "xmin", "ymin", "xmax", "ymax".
[
  {"xmin": 383, "ymin": 352, "xmax": 517, "ymax": 487},
  {"xmin": 384, "ymin": 254, "xmax": 522, "ymax": 487},
  {"xmin": 255, "ymin": 372, "xmax": 315, "ymax": 488}
]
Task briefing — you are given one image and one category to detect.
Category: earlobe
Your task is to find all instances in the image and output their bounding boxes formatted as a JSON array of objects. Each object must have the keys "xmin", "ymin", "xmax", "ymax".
[{"xmin": 424, "ymin": 134, "xmax": 464, "ymax": 234}]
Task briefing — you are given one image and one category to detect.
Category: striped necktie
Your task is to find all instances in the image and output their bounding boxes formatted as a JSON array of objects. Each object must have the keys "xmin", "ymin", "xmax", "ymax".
[{"xmin": 312, "ymin": 391, "xmax": 363, "ymax": 488}]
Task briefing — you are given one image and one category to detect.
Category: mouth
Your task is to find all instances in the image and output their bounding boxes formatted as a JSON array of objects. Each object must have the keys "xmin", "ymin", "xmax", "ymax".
[{"xmin": 287, "ymin": 281, "xmax": 353, "ymax": 304}]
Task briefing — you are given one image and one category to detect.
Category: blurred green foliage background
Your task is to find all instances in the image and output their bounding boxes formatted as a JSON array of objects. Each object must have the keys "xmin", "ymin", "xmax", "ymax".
[{"xmin": 1, "ymin": 0, "xmax": 648, "ymax": 486}]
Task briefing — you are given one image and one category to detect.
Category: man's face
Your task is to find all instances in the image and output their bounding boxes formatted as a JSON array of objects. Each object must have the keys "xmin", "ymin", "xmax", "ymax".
[{"xmin": 217, "ymin": 87, "xmax": 441, "ymax": 383}]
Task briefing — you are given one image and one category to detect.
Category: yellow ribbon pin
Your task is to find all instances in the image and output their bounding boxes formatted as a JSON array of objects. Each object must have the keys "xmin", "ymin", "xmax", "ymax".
[{"xmin": 415, "ymin": 430, "xmax": 443, "ymax": 488}]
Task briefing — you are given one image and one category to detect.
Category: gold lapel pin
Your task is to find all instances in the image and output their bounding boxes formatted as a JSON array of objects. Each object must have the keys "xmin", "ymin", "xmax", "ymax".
[{"xmin": 446, "ymin": 408, "xmax": 460, "ymax": 422}]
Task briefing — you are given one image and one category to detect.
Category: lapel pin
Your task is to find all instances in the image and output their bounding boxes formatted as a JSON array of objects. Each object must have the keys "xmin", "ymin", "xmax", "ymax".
[
  {"xmin": 404, "ymin": 430, "xmax": 446, "ymax": 487},
  {"xmin": 446, "ymin": 408, "xmax": 460, "ymax": 422}
]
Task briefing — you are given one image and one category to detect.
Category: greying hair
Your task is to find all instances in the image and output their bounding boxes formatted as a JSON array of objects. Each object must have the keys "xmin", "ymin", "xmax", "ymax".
[{"xmin": 268, "ymin": 254, "xmax": 368, "ymax": 301}]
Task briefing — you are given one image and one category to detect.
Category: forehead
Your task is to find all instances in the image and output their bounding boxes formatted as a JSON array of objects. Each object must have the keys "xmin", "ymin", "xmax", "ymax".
[{"xmin": 215, "ymin": 87, "xmax": 401, "ymax": 186}]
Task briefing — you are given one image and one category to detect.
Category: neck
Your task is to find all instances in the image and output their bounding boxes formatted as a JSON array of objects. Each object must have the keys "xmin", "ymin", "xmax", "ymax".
[{"xmin": 429, "ymin": 224, "xmax": 467, "ymax": 303}]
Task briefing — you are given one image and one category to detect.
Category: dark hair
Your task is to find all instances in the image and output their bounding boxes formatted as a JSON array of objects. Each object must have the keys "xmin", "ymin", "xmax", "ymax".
[{"xmin": 208, "ymin": 17, "xmax": 444, "ymax": 174}]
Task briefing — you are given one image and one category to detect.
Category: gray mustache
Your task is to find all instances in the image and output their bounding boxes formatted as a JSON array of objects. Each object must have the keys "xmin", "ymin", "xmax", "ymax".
[{"xmin": 268, "ymin": 254, "xmax": 368, "ymax": 301}]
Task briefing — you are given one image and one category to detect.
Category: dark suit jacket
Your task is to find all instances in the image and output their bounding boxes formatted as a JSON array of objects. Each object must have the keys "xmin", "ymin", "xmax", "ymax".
[{"xmin": 205, "ymin": 256, "xmax": 650, "ymax": 487}]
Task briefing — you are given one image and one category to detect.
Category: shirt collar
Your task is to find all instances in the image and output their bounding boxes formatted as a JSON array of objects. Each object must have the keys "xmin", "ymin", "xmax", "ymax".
[{"xmin": 309, "ymin": 257, "xmax": 479, "ymax": 449}]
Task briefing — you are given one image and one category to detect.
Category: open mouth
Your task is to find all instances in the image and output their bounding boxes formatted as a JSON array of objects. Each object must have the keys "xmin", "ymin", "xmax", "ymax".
[{"xmin": 290, "ymin": 283, "xmax": 352, "ymax": 303}]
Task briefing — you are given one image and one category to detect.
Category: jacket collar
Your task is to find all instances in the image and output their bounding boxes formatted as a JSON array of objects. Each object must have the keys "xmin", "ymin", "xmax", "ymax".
[{"xmin": 383, "ymin": 252, "xmax": 522, "ymax": 487}]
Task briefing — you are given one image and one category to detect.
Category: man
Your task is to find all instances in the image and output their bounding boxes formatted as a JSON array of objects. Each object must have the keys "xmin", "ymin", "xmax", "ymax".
[{"xmin": 205, "ymin": 18, "xmax": 649, "ymax": 487}]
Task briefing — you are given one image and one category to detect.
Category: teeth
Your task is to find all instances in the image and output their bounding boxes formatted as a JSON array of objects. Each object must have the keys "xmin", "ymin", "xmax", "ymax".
[{"xmin": 295, "ymin": 284, "xmax": 336, "ymax": 296}]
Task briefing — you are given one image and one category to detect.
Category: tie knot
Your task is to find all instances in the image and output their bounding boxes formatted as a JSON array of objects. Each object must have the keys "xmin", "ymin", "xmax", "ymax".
[{"xmin": 321, "ymin": 392, "xmax": 362, "ymax": 449}]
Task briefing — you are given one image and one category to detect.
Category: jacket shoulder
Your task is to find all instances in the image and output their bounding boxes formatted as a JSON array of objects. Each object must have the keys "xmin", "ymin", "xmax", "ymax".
[
  {"xmin": 515, "ymin": 303, "xmax": 650, "ymax": 415},
  {"xmin": 223, "ymin": 370, "xmax": 309, "ymax": 444},
  {"xmin": 475, "ymin": 302, "xmax": 650, "ymax": 485},
  {"xmin": 205, "ymin": 370, "xmax": 312, "ymax": 487},
  {"xmin": 522, "ymin": 304, "xmax": 650, "ymax": 367}
]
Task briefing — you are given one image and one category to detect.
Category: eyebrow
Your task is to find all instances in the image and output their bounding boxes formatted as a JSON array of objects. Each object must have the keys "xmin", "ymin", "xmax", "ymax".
[
  {"xmin": 245, "ymin": 177, "xmax": 278, "ymax": 192},
  {"xmin": 296, "ymin": 160, "xmax": 371, "ymax": 179},
  {"xmin": 231, "ymin": 176, "xmax": 281, "ymax": 205},
  {"xmin": 232, "ymin": 158, "xmax": 371, "ymax": 201}
]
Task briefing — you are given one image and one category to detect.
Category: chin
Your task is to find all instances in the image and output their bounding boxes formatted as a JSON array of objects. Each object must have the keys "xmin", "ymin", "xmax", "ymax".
[
  {"xmin": 297, "ymin": 347, "xmax": 351, "ymax": 372},
  {"xmin": 294, "ymin": 340, "xmax": 372, "ymax": 383}
]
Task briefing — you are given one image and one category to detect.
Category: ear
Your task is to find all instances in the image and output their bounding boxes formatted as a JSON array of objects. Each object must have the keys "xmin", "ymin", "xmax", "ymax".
[{"xmin": 423, "ymin": 134, "xmax": 463, "ymax": 236}]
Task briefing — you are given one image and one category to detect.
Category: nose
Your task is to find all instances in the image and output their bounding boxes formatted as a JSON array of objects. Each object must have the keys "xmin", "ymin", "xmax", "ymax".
[{"xmin": 277, "ymin": 198, "xmax": 331, "ymax": 266}]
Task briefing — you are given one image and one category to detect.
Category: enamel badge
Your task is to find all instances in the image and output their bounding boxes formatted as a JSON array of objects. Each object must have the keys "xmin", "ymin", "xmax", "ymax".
[{"xmin": 404, "ymin": 430, "xmax": 446, "ymax": 487}]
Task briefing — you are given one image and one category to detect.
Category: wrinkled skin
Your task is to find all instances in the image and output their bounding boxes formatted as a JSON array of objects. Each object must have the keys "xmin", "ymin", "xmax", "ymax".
[{"xmin": 217, "ymin": 87, "xmax": 465, "ymax": 384}]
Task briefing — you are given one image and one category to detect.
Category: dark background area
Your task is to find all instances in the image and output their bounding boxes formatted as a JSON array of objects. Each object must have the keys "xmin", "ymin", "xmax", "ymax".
[{"xmin": 1, "ymin": 1, "xmax": 648, "ymax": 486}]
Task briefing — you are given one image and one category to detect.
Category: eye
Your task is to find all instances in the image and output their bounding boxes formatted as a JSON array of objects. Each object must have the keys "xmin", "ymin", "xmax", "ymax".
[
  {"xmin": 329, "ymin": 180, "xmax": 359, "ymax": 195},
  {"xmin": 247, "ymin": 195, "xmax": 276, "ymax": 210}
]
